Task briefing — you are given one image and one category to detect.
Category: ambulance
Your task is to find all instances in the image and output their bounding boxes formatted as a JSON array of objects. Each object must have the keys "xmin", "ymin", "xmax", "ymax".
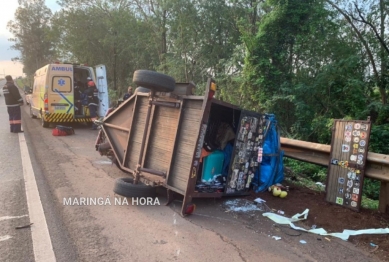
[{"xmin": 29, "ymin": 63, "xmax": 109, "ymax": 127}]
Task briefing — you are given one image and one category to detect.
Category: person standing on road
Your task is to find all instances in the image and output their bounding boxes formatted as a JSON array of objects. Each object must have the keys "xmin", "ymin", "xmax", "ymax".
[
  {"xmin": 85, "ymin": 80, "xmax": 99, "ymax": 130},
  {"xmin": 2, "ymin": 75, "xmax": 24, "ymax": 133},
  {"xmin": 123, "ymin": 86, "xmax": 133, "ymax": 101}
]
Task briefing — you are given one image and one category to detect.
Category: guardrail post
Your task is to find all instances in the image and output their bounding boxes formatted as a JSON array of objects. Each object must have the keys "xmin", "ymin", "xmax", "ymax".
[{"xmin": 379, "ymin": 182, "xmax": 389, "ymax": 213}]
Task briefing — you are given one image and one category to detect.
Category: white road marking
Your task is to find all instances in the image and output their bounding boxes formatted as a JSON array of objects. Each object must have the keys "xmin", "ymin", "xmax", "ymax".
[
  {"xmin": 0, "ymin": 215, "xmax": 28, "ymax": 222},
  {"xmin": 19, "ymin": 133, "xmax": 56, "ymax": 262},
  {"xmin": 0, "ymin": 235, "xmax": 12, "ymax": 242}
]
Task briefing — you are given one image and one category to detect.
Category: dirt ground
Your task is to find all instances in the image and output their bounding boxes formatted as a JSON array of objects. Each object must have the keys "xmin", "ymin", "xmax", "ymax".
[{"xmin": 244, "ymin": 180, "xmax": 389, "ymax": 261}]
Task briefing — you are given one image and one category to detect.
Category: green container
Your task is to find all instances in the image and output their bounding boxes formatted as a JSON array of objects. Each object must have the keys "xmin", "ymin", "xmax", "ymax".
[{"xmin": 202, "ymin": 150, "xmax": 224, "ymax": 181}]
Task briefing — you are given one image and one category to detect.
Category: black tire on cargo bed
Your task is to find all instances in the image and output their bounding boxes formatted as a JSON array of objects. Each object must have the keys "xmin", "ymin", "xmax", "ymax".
[
  {"xmin": 113, "ymin": 177, "xmax": 156, "ymax": 198},
  {"xmin": 133, "ymin": 70, "xmax": 175, "ymax": 92}
]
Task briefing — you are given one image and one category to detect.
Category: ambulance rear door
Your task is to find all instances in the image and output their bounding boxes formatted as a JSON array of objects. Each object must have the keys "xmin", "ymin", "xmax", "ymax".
[
  {"xmin": 95, "ymin": 64, "xmax": 109, "ymax": 117},
  {"xmin": 49, "ymin": 64, "xmax": 74, "ymax": 116}
]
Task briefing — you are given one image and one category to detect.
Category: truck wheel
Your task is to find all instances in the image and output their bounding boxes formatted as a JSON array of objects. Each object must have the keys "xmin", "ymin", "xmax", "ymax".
[
  {"xmin": 113, "ymin": 177, "xmax": 156, "ymax": 198},
  {"xmin": 133, "ymin": 70, "xmax": 175, "ymax": 93},
  {"xmin": 30, "ymin": 105, "xmax": 37, "ymax": 119}
]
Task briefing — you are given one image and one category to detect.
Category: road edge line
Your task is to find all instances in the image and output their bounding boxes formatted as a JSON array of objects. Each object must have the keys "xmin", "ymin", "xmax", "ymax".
[{"xmin": 19, "ymin": 133, "xmax": 56, "ymax": 262}]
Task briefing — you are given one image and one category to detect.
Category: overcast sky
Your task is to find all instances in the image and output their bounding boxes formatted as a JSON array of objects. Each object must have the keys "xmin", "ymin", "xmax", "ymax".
[
  {"xmin": 0, "ymin": 0, "xmax": 61, "ymax": 61},
  {"xmin": 0, "ymin": 0, "xmax": 60, "ymax": 77}
]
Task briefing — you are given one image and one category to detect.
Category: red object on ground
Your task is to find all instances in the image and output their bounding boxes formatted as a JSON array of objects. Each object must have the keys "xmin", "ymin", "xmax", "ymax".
[
  {"xmin": 52, "ymin": 128, "xmax": 68, "ymax": 136},
  {"xmin": 184, "ymin": 204, "xmax": 196, "ymax": 215}
]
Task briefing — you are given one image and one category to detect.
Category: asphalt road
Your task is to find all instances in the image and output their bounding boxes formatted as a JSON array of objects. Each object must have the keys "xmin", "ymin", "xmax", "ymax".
[{"xmin": 0, "ymin": 80, "xmax": 382, "ymax": 262}]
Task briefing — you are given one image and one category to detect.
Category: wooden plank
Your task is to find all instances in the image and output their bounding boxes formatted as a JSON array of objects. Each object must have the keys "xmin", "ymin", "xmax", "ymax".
[
  {"xmin": 325, "ymin": 120, "xmax": 371, "ymax": 211},
  {"xmin": 144, "ymin": 106, "xmax": 180, "ymax": 172},
  {"xmin": 124, "ymin": 98, "xmax": 148, "ymax": 170},
  {"xmin": 167, "ymin": 100, "xmax": 202, "ymax": 191}
]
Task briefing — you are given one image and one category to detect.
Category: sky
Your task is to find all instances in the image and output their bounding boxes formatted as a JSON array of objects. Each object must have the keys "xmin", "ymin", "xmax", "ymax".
[{"xmin": 0, "ymin": 0, "xmax": 61, "ymax": 78}]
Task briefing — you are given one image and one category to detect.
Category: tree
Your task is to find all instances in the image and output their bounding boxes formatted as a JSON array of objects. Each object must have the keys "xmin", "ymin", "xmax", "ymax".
[
  {"xmin": 54, "ymin": 0, "xmax": 159, "ymax": 94},
  {"xmin": 326, "ymin": 0, "xmax": 389, "ymax": 105},
  {"xmin": 7, "ymin": 0, "xmax": 56, "ymax": 76}
]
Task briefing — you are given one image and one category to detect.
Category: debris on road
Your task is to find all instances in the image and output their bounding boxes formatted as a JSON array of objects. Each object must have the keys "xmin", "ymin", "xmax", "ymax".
[
  {"xmin": 15, "ymin": 223, "xmax": 33, "ymax": 229},
  {"xmin": 224, "ymin": 199, "xmax": 265, "ymax": 212},
  {"xmin": 370, "ymin": 245, "xmax": 379, "ymax": 253},
  {"xmin": 263, "ymin": 209, "xmax": 389, "ymax": 241}
]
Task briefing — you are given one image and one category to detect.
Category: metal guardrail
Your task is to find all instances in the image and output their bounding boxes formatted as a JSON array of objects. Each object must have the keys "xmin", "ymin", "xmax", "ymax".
[{"xmin": 280, "ymin": 137, "xmax": 389, "ymax": 213}]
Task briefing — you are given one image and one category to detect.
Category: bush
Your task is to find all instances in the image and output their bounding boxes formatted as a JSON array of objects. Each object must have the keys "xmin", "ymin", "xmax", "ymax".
[
  {"xmin": 369, "ymin": 124, "xmax": 389, "ymax": 154},
  {"xmin": 284, "ymin": 158, "xmax": 380, "ymax": 202},
  {"xmin": 284, "ymin": 158, "xmax": 326, "ymax": 182}
]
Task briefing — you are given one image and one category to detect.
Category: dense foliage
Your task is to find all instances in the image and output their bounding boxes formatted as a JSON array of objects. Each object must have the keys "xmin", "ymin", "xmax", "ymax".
[{"xmin": 8, "ymin": 0, "xmax": 389, "ymax": 201}]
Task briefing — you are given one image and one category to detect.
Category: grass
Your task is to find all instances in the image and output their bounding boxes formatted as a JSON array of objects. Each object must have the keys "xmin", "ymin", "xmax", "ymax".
[
  {"xmin": 284, "ymin": 176, "xmax": 326, "ymax": 192},
  {"xmin": 284, "ymin": 163, "xmax": 379, "ymax": 210},
  {"xmin": 15, "ymin": 78, "xmax": 29, "ymax": 89},
  {"xmin": 361, "ymin": 197, "xmax": 379, "ymax": 209}
]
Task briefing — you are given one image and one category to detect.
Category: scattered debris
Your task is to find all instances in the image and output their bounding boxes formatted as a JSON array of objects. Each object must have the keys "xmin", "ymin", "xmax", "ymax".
[
  {"xmin": 224, "ymin": 199, "xmax": 268, "ymax": 212},
  {"xmin": 370, "ymin": 245, "xmax": 379, "ymax": 253},
  {"xmin": 254, "ymin": 198, "xmax": 266, "ymax": 204},
  {"xmin": 315, "ymin": 182, "xmax": 325, "ymax": 188},
  {"xmin": 300, "ymin": 240, "xmax": 307, "ymax": 244},
  {"xmin": 277, "ymin": 210, "xmax": 285, "ymax": 215},
  {"xmin": 273, "ymin": 224, "xmax": 302, "ymax": 237},
  {"xmin": 0, "ymin": 235, "xmax": 12, "ymax": 242},
  {"xmin": 263, "ymin": 209, "xmax": 389, "ymax": 241},
  {"xmin": 15, "ymin": 223, "xmax": 33, "ymax": 229},
  {"xmin": 325, "ymin": 237, "xmax": 331, "ymax": 242},
  {"xmin": 94, "ymin": 160, "xmax": 114, "ymax": 165},
  {"xmin": 370, "ymin": 242, "xmax": 378, "ymax": 247},
  {"xmin": 0, "ymin": 215, "xmax": 28, "ymax": 221},
  {"xmin": 311, "ymin": 225, "xmax": 317, "ymax": 229},
  {"xmin": 225, "ymin": 199, "xmax": 261, "ymax": 212},
  {"xmin": 272, "ymin": 236, "xmax": 281, "ymax": 241}
]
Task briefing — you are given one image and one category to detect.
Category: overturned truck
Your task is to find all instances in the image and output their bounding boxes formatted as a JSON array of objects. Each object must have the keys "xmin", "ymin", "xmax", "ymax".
[{"xmin": 97, "ymin": 70, "xmax": 272, "ymax": 216}]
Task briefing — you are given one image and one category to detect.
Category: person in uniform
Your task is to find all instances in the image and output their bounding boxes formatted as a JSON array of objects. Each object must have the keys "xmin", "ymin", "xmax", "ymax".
[
  {"xmin": 3, "ymin": 75, "xmax": 24, "ymax": 133},
  {"xmin": 74, "ymin": 81, "xmax": 82, "ymax": 115},
  {"xmin": 84, "ymin": 80, "xmax": 99, "ymax": 129}
]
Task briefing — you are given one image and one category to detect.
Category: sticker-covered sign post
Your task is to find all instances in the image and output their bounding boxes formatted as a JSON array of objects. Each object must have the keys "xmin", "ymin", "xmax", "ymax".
[{"xmin": 325, "ymin": 120, "xmax": 371, "ymax": 211}]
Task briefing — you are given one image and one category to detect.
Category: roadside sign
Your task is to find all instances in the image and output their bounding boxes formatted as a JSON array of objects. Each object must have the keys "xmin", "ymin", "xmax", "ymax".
[{"xmin": 325, "ymin": 119, "xmax": 371, "ymax": 211}]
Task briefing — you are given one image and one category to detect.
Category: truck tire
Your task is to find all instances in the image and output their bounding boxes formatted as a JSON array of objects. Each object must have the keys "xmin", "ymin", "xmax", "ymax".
[
  {"xmin": 133, "ymin": 70, "xmax": 175, "ymax": 93},
  {"xmin": 135, "ymin": 86, "xmax": 151, "ymax": 93},
  {"xmin": 113, "ymin": 177, "xmax": 156, "ymax": 198}
]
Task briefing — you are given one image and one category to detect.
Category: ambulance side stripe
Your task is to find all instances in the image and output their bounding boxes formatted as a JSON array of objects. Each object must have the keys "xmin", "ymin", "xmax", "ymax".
[{"xmin": 53, "ymin": 88, "xmax": 74, "ymax": 114}]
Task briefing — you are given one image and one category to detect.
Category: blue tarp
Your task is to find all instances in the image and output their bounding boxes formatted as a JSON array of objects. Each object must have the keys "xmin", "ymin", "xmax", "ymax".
[
  {"xmin": 222, "ymin": 143, "xmax": 233, "ymax": 177},
  {"xmin": 252, "ymin": 114, "xmax": 284, "ymax": 192}
]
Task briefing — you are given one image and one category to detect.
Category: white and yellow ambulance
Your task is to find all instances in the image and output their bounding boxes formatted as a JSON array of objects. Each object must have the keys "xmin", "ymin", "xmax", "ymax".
[{"xmin": 29, "ymin": 63, "xmax": 109, "ymax": 127}]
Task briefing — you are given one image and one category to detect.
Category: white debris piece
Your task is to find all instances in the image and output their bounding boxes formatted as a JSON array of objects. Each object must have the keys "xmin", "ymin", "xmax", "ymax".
[
  {"xmin": 254, "ymin": 198, "xmax": 266, "ymax": 204},
  {"xmin": 263, "ymin": 209, "xmax": 389, "ymax": 241}
]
